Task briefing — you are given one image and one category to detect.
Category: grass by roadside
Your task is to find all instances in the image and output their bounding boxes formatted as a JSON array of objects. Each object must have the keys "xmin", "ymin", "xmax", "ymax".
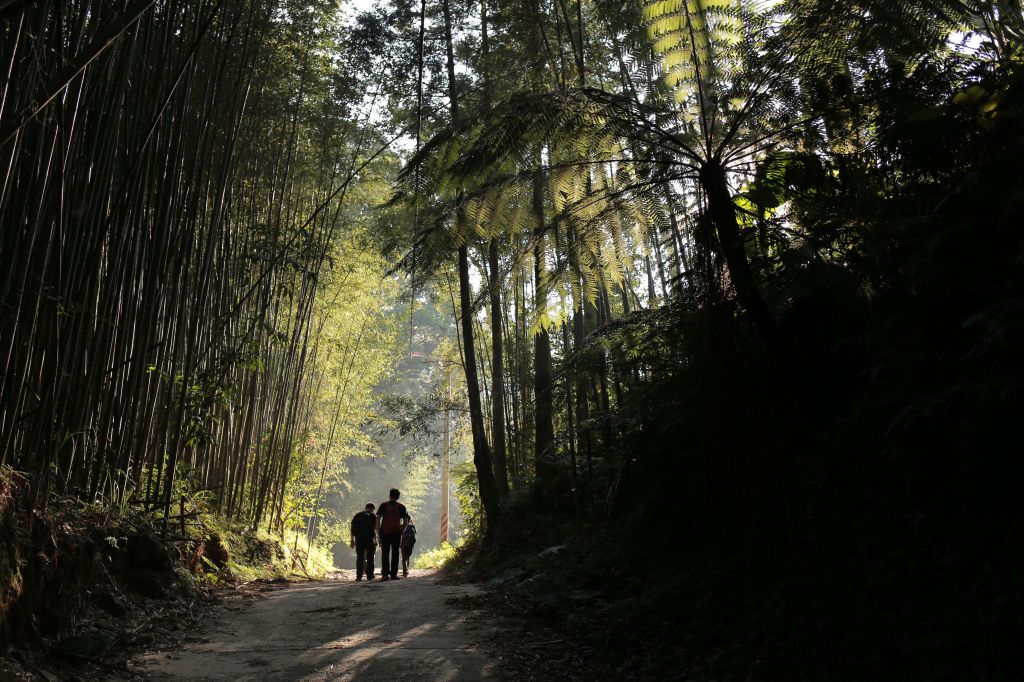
[{"xmin": 0, "ymin": 469, "xmax": 336, "ymax": 679}]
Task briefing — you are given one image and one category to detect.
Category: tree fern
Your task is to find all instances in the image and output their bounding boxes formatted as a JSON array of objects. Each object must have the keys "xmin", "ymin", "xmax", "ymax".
[{"xmin": 394, "ymin": 0, "xmax": 999, "ymax": 345}]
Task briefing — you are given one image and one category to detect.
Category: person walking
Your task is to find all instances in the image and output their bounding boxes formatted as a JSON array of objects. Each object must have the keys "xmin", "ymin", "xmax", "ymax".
[
  {"xmin": 376, "ymin": 488, "xmax": 409, "ymax": 581},
  {"xmin": 400, "ymin": 518, "xmax": 417, "ymax": 577},
  {"xmin": 349, "ymin": 503, "xmax": 377, "ymax": 581}
]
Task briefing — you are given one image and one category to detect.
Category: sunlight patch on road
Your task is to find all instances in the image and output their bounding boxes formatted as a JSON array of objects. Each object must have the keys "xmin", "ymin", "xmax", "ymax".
[{"xmin": 323, "ymin": 624, "xmax": 385, "ymax": 649}]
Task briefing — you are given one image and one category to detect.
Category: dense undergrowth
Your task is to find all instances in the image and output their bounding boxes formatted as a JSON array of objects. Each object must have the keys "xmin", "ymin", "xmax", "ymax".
[
  {"xmin": 0, "ymin": 470, "xmax": 332, "ymax": 672},
  {"xmin": 443, "ymin": 67, "xmax": 1024, "ymax": 681}
]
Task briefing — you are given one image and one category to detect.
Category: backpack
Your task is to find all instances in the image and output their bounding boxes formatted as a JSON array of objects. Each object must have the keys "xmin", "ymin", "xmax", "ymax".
[
  {"xmin": 380, "ymin": 501, "xmax": 402, "ymax": 534},
  {"xmin": 401, "ymin": 524, "xmax": 416, "ymax": 549},
  {"xmin": 353, "ymin": 511, "xmax": 375, "ymax": 538}
]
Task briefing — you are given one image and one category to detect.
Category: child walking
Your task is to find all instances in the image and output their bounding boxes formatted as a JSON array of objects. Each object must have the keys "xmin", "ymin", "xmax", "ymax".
[{"xmin": 400, "ymin": 519, "xmax": 417, "ymax": 577}]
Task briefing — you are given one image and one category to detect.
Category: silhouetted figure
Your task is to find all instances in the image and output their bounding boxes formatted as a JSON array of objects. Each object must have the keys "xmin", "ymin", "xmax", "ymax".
[
  {"xmin": 349, "ymin": 503, "xmax": 377, "ymax": 581},
  {"xmin": 376, "ymin": 488, "xmax": 410, "ymax": 581},
  {"xmin": 401, "ymin": 519, "xmax": 417, "ymax": 577}
]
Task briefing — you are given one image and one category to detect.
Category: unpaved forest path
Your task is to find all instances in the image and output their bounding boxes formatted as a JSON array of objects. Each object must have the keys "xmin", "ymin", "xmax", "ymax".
[{"xmin": 129, "ymin": 570, "xmax": 500, "ymax": 681}]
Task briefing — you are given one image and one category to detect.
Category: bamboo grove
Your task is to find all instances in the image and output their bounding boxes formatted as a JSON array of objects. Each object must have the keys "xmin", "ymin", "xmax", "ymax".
[{"xmin": 0, "ymin": 1, "xmax": 400, "ymax": 537}]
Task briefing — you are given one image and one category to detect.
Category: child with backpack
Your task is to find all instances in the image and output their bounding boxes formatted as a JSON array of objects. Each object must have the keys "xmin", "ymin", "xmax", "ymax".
[
  {"xmin": 400, "ymin": 519, "xmax": 417, "ymax": 577},
  {"xmin": 375, "ymin": 488, "xmax": 410, "ymax": 581}
]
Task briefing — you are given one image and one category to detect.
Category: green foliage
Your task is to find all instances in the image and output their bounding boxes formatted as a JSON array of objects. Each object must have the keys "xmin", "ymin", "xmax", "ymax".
[
  {"xmin": 643, "ymin": 0, "xmax": 759, "ymax": 109},
  {"xmin": 413, "ymin": 540, "xmax": 460, "ymax": 569}
]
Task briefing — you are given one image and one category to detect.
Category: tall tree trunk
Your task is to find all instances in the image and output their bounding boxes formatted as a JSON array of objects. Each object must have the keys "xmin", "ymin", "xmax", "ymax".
[
  {"xmin": 566, "ymin": 224, "xmax": 594, "ymax": 502},
  {"xmin": 663, "ymin": 183, "xmax": 688, "ymax": 292},
  {"xmin": 480, "ymin": 0, "xmax": 508, "ymax": 497},
  {"xmin": 517, "ymin": 256, "xmax": 532, "ymax": 477},
  {"xmin": 488, "ymin": 237, "xmax": 509, "ymax": 497},
  {"xmin": 699, "ymin": 158, "xmax": 778, "ymax": 348},
  {"xmin": 444, "ymin": 0, "xmax": 499, "ymax": 524},
  {"xmin": 459, "ymin": 242, "xmax": 501, "ymax": 523},
  {"xmin": 532, "ymin": 167, "xmax": 556, "ymax": 477},
  {"xmin": 561, "ymin": 321, "xmax": 580, "ymax": 512}
]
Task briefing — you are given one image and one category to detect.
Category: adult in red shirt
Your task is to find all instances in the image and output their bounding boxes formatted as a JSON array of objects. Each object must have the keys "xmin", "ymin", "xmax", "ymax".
[{"xmin": 375, "ymin": 488, "xmax": 410, "ymax": 581}]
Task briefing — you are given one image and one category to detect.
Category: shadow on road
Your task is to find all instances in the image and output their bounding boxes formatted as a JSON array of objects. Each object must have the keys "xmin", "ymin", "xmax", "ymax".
[{"xmin": 131, "ymin": 569, "xmax": 498, "ymax": 681}]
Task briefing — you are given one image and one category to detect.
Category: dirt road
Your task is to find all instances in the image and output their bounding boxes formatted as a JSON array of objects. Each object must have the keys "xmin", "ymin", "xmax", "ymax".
[{"xmin": 130, "ymin": 570, "xmax": 500, "ymax": 681}]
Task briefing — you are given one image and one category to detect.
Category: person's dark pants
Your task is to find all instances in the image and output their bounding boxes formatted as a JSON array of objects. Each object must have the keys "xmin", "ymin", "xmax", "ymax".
[
  {"xmin": 355, "ymin": 537, "xmax": 375, "ymax": 579},
  {"xmin": 380, "ymin": 532, "xmax": 402, "ymax": 578},
  {"xmin": 401, "ymin": 540, "xmax": 415, "ymax": 575}
]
